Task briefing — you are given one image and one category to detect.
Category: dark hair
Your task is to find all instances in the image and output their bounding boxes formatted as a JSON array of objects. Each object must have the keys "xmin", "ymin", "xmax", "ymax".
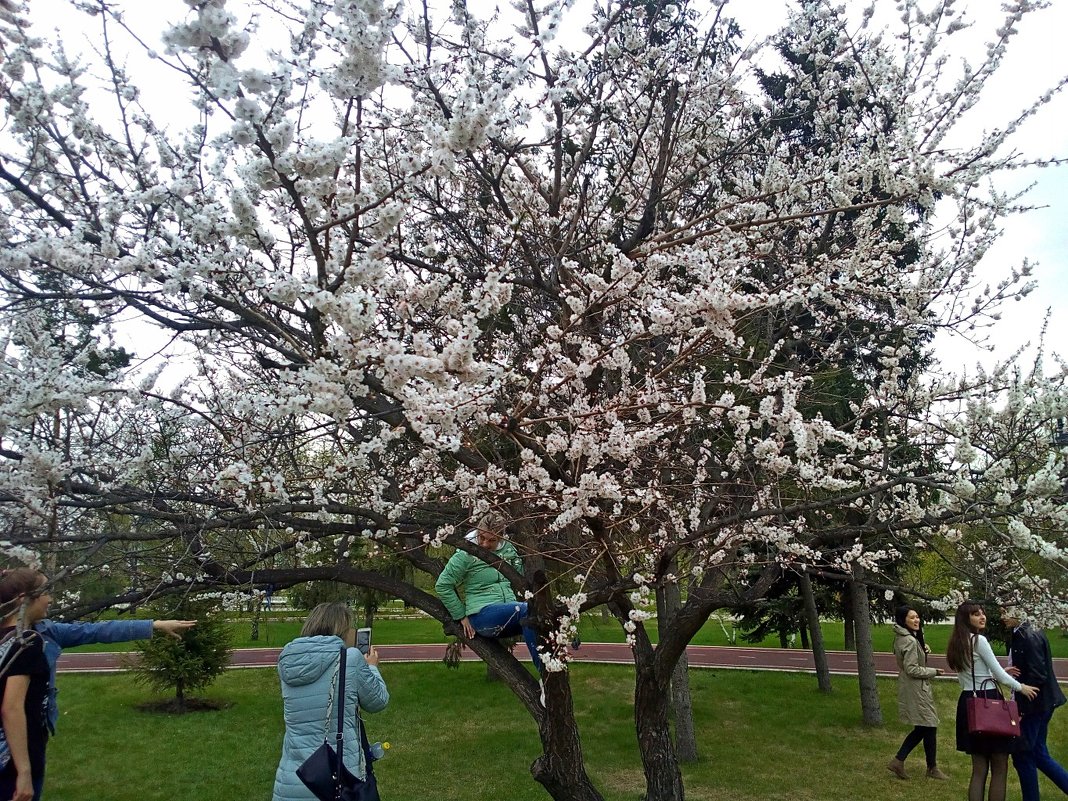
[
  {"xmin": 895, "ymin": 605, "xmax": 927, "ymax": 653},
  {"xmin": 946, "ymin": 600, "xmax": 983, "ymax": 672},
  {"xmin": 0, "ymin": 568, "xmax": 46, "ymax": 620}
]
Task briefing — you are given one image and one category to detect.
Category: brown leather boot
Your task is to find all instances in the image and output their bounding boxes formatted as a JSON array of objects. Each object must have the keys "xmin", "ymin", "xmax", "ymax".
[
  {"xmin": 926, "ymin": 766, "xmax": 948, "ymax": 780},
  {"xmin": 887, "ymin": 758, "xmax": 909, "ymax": 780}
]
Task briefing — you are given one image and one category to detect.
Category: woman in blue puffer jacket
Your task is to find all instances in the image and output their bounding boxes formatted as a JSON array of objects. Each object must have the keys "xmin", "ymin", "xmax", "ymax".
[{"xmin": 272, "ymin": 602, "xmax": 390, "ymax": 801}]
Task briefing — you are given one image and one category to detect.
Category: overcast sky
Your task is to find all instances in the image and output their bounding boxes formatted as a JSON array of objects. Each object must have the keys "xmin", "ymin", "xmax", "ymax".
[{"xmin": 24, "ymin": 0, "xmax": 1068, "ymax": 378}]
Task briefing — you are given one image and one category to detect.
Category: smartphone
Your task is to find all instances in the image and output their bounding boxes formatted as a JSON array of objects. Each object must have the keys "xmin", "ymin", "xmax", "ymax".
[{"xmin": 355, "ymin": 627, "xmax": 372, "ymax": 655}]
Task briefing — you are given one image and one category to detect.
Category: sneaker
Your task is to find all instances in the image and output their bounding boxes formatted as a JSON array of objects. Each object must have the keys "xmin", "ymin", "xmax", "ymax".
[
  {"xmin": 926, "ymin": 766, "xmax": 948, "ymax": 780},
  {"xmin": 887, "ymin": 758, "xmax": 909, "ymax": 780}
]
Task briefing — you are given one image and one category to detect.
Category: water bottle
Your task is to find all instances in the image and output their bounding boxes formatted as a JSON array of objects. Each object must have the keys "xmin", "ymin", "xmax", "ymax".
[{"xmin": 369, "ymin": 741, "xmax": 389, "ymax": 760}]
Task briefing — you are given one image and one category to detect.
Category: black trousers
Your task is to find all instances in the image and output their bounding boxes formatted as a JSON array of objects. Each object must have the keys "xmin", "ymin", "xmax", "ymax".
[{"xmin": 897, "ymin": 725, "xmax": 937, "ymax": 767}]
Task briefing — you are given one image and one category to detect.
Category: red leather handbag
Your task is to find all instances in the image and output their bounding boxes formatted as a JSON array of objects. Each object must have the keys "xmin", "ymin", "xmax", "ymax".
[
  {"xmin": 967, "ymin": 689, "xmax": 1020, "ymax": 736},
  {"xmin": 966, "ymin": 679, "xmax": 1021, "ymax": 737}
]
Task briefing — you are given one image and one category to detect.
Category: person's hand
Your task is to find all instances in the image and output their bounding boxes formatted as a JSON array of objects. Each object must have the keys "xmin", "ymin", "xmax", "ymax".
[
  {"xmin": 460, "ymin": 616, "xmax": 475, "ymax": 639},
  {"xmin": 924, "ymin": 643, "xmax": 931, "ymax": 655},
  {"xmin": 1019, "ymin": 683, "xmax": 1040, "ymax": 700},
  {"xmin": 12, "ymin": 769, "xmax": 33, "ymax": 801},
  {"xmin": 365, "ymin": 647, "xmax": 380, "ymax": 666},
  {"xmin": 153, "ymin": 620, "xmax": 196, "ymax": 639},
  {"xmin": 1007, "ymin": 666, "xmax": 1022, "ymax": 678}
]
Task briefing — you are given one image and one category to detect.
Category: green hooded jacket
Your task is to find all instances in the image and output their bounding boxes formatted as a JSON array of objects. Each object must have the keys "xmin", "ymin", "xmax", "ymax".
[{"xmin": 435, "ymin": 535, "xmax": 524, "ymax": 620}]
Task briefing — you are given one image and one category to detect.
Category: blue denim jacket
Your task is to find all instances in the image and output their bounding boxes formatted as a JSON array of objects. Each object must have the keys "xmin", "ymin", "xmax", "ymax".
[{"xmin": 34, "ymin": 618, "xmax": 154, "ymax": 732}]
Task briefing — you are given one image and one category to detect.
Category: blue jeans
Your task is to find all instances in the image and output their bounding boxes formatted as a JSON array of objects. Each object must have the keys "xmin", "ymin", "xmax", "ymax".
[
  {"xmin": 467, "ymin": 602, "xmax": 543, "ymax": 673},
  {"xmin": 1012, "ymin": 707, "xmax": 1068, "ymax": 801}
]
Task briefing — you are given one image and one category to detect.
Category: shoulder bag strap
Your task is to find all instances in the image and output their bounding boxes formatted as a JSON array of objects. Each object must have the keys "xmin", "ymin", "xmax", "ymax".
[
  {"xmin": 324, "ymin": 646, "xmax": 347, "ymax": 801},
  {"xmin": 970, "ymin": 634, "xmax": 978, "ymax": 697},
  {"xmin": 335, "ymin": 646, "xmax": 347, "ymax": 758}
]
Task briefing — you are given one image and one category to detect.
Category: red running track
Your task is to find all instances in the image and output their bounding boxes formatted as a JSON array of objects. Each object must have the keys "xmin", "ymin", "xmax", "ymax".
[{"xmin": 57, "ymin": 643, "xmax": 1068, "ymax": 679}]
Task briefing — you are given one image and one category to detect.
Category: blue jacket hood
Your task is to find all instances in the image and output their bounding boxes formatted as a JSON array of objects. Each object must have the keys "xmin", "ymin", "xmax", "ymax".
[{"xmin": 277, "ymin": 635, "xmax": 344, "ymax": 687}]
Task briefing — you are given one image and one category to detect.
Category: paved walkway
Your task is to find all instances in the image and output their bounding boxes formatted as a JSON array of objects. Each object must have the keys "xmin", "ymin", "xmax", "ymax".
[{"xmin": 57, "ymin": 643, "xmax": 1068, "ymax": 679}]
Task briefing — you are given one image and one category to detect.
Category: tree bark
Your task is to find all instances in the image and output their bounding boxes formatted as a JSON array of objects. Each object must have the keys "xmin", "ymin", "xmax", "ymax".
[
  {"xmin": 849, "ymin": 575, "xmax": 882, "ymax": 725},
  {"xmin": 656, "ymin": 580, "xmax": 697, "ymax": 762},
  {"xmin": 842, "ymin": 591, "xmax": 856, "ymax": 652},
  {"xmin": 668, "ymin": 656, "xmax": 698, "ymax": 763},
  {"xmin": 524, "ymin": 570, "xmax": 604, "ymax": 801},
  {"xmin": 531, "ymin": 671, "xmax": 605, "ymax": 801},
  {"xmin": 634, "ymin": 644, "xmax": 686, "ymax": 801},
  {"xmin": 799, "ymin": 570, "xmax": 832, "ymax": 692}
]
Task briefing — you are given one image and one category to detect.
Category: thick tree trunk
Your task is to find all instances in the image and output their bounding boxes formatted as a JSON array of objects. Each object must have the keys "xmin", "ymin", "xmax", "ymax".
[
  {"xmin": 849, "ymin": 575, "xmax": 882, "ymax": 725},
  {"xmin": 656, "ymin": 581, "xmax": 697, "ymax": 762},
  {"xmin": 842, "ymin": 591, "xmax": 856, "ymax": 651},
  {"xmin": 447, "ymin": 633, "xmax": 603, "ymax": 801},
  {"xmin": 531, "ymin": 671, "xmax": 605, "ymax": 801},
  {"xmin": 799, "ymin": 570, "xmax": 832, "ymax": 692},
  {"xmin": 634, "ymin": 653, "xmax": 685, "ymax": 801},
  {"xmin": 669, "ymin": 656, "xmax": 698, "ymax": 763},
  {"xmin": 525, "ymin": 570, "xmax": 605, "ymax": 801}
]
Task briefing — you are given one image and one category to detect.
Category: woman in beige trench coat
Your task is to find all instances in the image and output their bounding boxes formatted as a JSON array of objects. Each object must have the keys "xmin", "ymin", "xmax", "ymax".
[{"xmin": 887, "ymin": 605, "xmax": 948, "ymax": 780}]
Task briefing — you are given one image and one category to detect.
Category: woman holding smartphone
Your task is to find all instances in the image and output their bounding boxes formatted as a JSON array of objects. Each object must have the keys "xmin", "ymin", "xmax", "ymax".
[{"xmin": 272, "ymin": 602, "xmax": 389, "ymax": 801}]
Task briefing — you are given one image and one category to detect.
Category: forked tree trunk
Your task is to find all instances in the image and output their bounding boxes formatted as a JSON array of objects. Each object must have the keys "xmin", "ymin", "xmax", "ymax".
[
  {"xmin": 849, "ymin": 574, "xmax": 882, "ymax": 725},
  {"xmin": 799, "ymin": 570, "xmax": 832, "ymax": 692}
]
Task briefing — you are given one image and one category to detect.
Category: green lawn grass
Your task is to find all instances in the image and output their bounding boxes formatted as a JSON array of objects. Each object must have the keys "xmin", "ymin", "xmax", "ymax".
[{"xmin": 47, "ymin": 663, "xmax": 1067, "ymax": 801}]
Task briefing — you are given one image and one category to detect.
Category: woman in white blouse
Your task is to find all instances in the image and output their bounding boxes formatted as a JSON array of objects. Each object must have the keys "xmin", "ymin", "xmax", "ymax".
[{"xmin": 946, "ymin": 601, "xmax": 1039, "ymax": 801}]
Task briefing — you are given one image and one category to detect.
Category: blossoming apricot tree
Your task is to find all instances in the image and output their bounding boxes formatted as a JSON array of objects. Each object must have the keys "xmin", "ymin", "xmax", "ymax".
[{"xmin": 1, "ymin": 0, "xmax": 1067, "ymax": 798}]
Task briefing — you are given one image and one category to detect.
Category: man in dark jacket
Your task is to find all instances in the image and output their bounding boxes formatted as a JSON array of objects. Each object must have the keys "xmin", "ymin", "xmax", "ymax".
[{"xmin": 1002, "ymin": 609, "xmax": 1068, "ymax": 801}]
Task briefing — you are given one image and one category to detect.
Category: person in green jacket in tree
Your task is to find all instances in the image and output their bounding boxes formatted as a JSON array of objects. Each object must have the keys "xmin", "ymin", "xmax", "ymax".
[{"xmin": 434, "ymin": 512, "xmax": 543, "ymax": 675}]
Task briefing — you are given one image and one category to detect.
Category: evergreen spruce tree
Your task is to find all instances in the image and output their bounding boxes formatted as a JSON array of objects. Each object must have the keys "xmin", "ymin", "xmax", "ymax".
[{"xmin": 130, "ymin": 600, "xmax": 233, "ymax": 713}]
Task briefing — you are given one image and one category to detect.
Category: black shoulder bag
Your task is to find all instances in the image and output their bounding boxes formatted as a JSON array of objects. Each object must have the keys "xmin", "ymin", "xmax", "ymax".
[{"xmin": 296, "ymin": 647, "xmax": 382, "ymax": 801}]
